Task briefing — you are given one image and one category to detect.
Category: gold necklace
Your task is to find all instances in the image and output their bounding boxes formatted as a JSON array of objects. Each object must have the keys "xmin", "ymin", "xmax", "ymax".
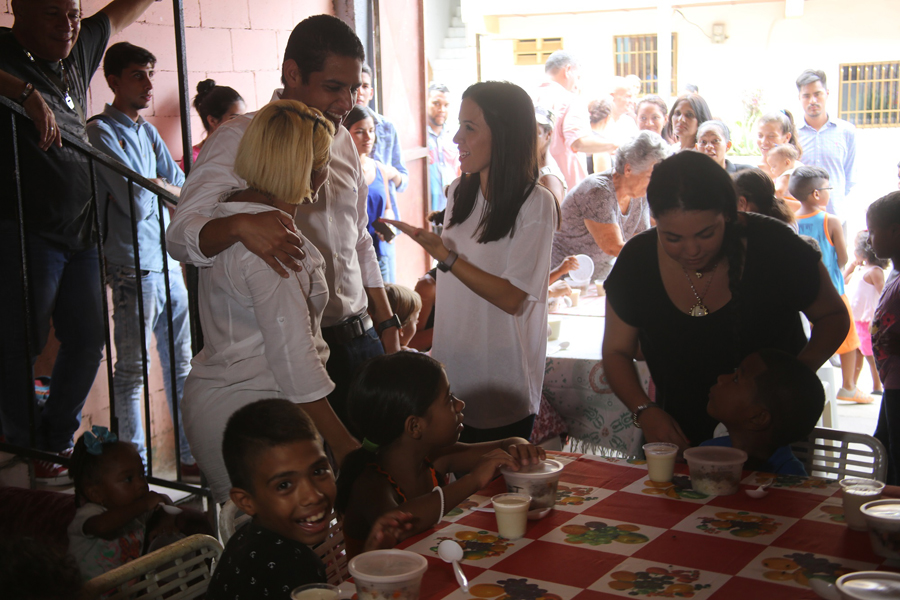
[{"xmin": 683, "ymin": 262, "xmax": 719, "ymax": 317}]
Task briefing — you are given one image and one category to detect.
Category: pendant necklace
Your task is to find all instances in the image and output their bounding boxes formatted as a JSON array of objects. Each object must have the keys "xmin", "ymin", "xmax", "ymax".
[
  {"xmin": 683, "ymin": 262, "xmax": 719, "ymax": 317},
  {"xmin": 23, "ymin": 49, "xmax": 76, "ymax": 111}
]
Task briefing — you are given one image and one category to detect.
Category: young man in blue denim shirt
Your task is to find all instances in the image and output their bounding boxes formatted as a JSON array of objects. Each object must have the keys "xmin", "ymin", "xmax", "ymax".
[
  {"xmin": 87, "ymin": 42, "xmax": 196, "ymax": 476},
  {"xmin": 358, "ymin": 63, "xmax": 408, "ymax": 283}
]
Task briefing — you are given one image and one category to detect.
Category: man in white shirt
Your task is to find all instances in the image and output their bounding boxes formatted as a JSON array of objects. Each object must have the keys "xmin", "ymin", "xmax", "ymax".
[
  {"xmin": 167, "ymin": 14, "xmax": 400, "ymax": 428},
  {"xmin": 533, "ymin": 51, "xmax": 617, "ymax": 190}
]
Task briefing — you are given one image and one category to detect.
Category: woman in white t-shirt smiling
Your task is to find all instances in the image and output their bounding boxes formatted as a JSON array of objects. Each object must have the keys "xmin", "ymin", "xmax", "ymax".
[{"xmin": 385, "ymin": 81, "xmax": 557, "ymax": 442}]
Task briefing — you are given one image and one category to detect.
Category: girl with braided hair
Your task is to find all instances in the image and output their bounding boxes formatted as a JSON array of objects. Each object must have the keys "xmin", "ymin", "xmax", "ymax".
[{"xmin": 602, "ymin": 151, "xmax": 848, "ymax": 451}]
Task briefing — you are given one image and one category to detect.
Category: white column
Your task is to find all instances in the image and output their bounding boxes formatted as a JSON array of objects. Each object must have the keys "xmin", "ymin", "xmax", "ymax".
[{"xmin": 656, "ymin": 0, "xmax": 673, "ymax": 98}]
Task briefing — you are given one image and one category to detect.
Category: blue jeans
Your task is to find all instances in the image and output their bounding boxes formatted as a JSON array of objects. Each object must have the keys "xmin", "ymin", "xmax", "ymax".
[
  {"xmin": 108, "ymin": 264, "xmax": 194, "ymax": 464},
  {"xmin": 0, "ymin": 222, "xmax": 104, "ymax": 451},
  {"xmin": 874, "ymin": 389, "xmax": 900, "ymax": 485},
  {"xmin": 322, "ymin": 326, "xmax": 384, "ymax": 433}
]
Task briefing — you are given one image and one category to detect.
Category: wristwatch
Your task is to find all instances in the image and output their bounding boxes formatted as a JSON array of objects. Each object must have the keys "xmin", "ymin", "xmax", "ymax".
[
  {"xmin": 376, "ymin": 314, "xmax": 402, "ymax": 335},
  {"xmin": 631, "ymin": 403, "xmax": 660, "ymax": 429},
  {"xmin": 437, "ymin": 250, "xmax": 458, "ymax": 272}
]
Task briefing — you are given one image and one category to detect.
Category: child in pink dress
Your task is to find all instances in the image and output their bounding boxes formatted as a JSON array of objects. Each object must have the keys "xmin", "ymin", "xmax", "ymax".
[{"xmin": 845, "ymin": 230, "xmax": 888, "ymax": 395}]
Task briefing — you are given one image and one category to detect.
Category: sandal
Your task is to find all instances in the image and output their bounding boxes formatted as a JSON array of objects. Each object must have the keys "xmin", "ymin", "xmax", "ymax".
[{"xmin": 836, "ymin": 387, "xmax": 875, "ymax": 404}]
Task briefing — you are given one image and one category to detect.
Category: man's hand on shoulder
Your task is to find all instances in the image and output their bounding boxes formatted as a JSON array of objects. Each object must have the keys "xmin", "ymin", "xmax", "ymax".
[{"xmin": 239, "ymin": 211, "xmax": 306, "ymax": 278}]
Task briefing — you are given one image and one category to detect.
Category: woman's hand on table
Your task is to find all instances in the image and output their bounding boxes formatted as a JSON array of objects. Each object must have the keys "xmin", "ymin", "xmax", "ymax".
[
  {"xmin": 380, "ymin": 219, "xmax": 449, "ymax": 262},
  {"xmin": 363, "ymin": 510, "xmax": 416, "ymax": 551},
  {"xmin": 549, "ymin": 280, "xmax": 572, "ymax": 298},
  {"xmin": 639, "ymin": 407, "xmax": 690, "ymax": 452},
  {"xmin": 506, "ymin": 443, "xmax": 546, "ymax": 467}
]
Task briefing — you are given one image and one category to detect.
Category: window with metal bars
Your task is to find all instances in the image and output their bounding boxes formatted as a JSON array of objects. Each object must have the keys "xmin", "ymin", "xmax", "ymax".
[
  {"xmin": 838, "ymin": 61, "xmax": 900, "ymax": 128},
  {"xmin": 613, "ymin": 34, "xmax": 677, "ymax": 96},
  {"xmin": 514, "ymin": 37, "xmax": 563, "ymax": 66}
]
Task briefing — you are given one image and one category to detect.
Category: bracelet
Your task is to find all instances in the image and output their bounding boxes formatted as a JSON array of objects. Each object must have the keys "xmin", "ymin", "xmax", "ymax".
[
  {"xmin": 433, "ymin": 485, "xmax": 444, "ymax": 526},
  {"xmin": 632, "ymin": 403, "xmax": 661, "ymax": 429},
  {"xmin": 437, "ymin": 250, "xmax": 458, "ymax": 273},
  {"xmin": 17, "ymin": 82, "xmax": 34, "ymax": 105}
]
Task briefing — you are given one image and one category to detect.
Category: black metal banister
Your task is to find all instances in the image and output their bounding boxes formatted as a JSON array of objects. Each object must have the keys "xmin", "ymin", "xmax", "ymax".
[{"xmin": 0, "ymin": 94, "xmax": 179, "ymax": 206}]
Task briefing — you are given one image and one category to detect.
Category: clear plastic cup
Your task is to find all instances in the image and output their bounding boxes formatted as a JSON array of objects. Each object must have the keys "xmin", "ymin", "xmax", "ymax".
[
  {"xmin": 491, "ymin": 493, "xmax": 531, "ymax": 540},
  {"xmin": 841, "ymin": 478, "xmax": 885, "ymax": 531},
  {"xmin": 643, "ymin": 442, "xmax": 679, "ymax": 483},
  {"xmin": 683, "ymin": 446, "xmax": 747, "ymax": 496},
  {"xmin": 499, "ymin": 459, "xmax": 564, "ymax": 510},
  {"xmin": 291, "ymin": 583, "xmax": 340, "ymax": 600},
  {"xmin": 348, "ymin": 549, "xmax": 428, "ymax": 600}
]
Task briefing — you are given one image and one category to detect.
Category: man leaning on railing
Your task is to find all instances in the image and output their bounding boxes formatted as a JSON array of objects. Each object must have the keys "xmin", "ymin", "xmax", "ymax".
[{"xmin": 0, "ymin": 0, "xmax": 160, "ymax": 483}]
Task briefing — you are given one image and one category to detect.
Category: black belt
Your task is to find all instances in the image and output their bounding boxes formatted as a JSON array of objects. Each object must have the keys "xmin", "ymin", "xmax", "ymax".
[{"xmin": 323, "ymin": 314, "xmax": 374, "ymax": 344}]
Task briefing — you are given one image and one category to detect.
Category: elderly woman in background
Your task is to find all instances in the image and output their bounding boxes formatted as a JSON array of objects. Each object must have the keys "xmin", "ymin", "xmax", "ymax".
[
  {"xmin": 695, "ymin": 120, "xmax": 749, "ymax": 174},
  {"xmin": 551, "ymin": 131, "xmax": 668, "ymax": 282}
]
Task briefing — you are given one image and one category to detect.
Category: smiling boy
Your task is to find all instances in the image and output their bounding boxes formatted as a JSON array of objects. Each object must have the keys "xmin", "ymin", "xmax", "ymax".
[
  {"xmin": 705, "ymin": 349, "xmax": 824, "ymax": 475},
  {"xmin": 208, "ymin": 399, "xmax": 412, "ymax": 599}
]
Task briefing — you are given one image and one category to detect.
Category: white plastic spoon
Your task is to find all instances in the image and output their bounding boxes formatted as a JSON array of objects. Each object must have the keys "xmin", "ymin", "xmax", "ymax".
[
  {"xmin": 809, "ymin": 578, "xmax": 840, "ymax": 600},
  {"xmin": 158, "ymin": 503, "xmax": 183, "ymax": 515},
  {"xmin": 745, "ymin": 481, "xmax": 774, "ymax": 499},
  {"xmin": 437, "ymin": 539, "xmax": 469, "ymax": 592}
]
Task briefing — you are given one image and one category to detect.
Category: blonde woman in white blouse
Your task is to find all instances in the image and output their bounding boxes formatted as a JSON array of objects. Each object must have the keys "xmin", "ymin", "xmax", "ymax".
[{"xmin": 182, "ymin": 100, "xmax": 357, "ymax": 502}]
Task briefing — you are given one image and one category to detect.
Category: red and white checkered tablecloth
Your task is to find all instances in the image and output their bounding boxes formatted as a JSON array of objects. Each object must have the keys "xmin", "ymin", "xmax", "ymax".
[{"xmin": 398, "ymin": 453, "xmax": 898, "ymax": 600}]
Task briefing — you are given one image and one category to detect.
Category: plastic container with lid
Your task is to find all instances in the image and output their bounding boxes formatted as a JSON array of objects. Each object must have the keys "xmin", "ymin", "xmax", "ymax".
[
  {"xmin": 860, "ymin": 498, "xmax": 900, "ymax": 560},
  {"xmin": 836, "ymin": 571, "xmax": 900, "ymax": 599},
  {"xmin": 348, "ymin": 549, "xmax": 428, "ymax": 600},
  {"xmin": 500, "ymin": 459, "xmax": 564, "ymax": 510},
  {"xmin": 568, "ymin": 254, "xmax": 594, "ymax": 289},
  {"xmin": 683, "ymin": 446, "xmax": 748, "ymax": 496}
]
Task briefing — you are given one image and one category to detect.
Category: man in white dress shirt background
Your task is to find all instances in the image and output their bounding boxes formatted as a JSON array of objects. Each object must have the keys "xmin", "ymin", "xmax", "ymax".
[{"xmin": 167, "ymin": 14, "xmax": 400, "ymax": 433}]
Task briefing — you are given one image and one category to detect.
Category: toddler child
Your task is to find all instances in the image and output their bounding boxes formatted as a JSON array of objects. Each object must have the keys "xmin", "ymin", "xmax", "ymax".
[
  {"xmin": 766, "ymin": 144, "xmax": 800, "ymax": 210},
  {"xmin": 867, "ymin": 191, "xmax": 900, "ymax": 485},
  {"xmin": 385, "ymin": 283, "xmax": 422, "ymax": 351},
  {"xmin": 207, "ymin": 399, "xmax": 412, "ymax": 599},
  {"xmin": 844, "ymin": 230, "xmax": 888, "ymax": 395},
  {"xmin": 704, "ymin": 349, "xmax": 825, "ymax": 475},
  {"xmin": 791, "ymin": 166, "xmax": 870, "ymax": 404},
  {"xmin": 67, "ymin": 426, "xmax": 180, "ymax": 580},
  {"xmin": 336, "ymin": 352, "xmax": 545, "ymax": 556}
]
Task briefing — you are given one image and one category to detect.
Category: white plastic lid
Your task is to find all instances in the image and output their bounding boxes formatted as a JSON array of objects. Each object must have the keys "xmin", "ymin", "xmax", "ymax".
[
  {"xmin": 500, "ymin": 459, "xmax": 564, "ymax": 478},
  {"xmin": 837, "ymin": 571, "xmax": 900, "ymax": 599},
  {"xmin": 861, "ymin": 499, "xmax": 900, "ymax": 522},
  {"xmin": 569, "ymin": 254, "xmax": 594, "ymax": 284},
  {"xmin": 683, "ymin": 446, "xmax": 748, "ymax": 466},
  {"xmin": 348, "ymin": 550, "xmax": 427, "ymax": 583}
]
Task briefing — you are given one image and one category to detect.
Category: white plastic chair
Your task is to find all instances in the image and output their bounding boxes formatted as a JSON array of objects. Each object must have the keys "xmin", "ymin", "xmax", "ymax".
[
  {"xmin": 217, "ymin": 499, "xmax": 348, "ymax": 585},
  {"xmin": 80, "ymin": 534, "xmax": 223, "ymax": 600},
  {"xmin": 791, "ymin": 427, "xmax": 887, "ymax": 481},
  {"xmin": 217, "ymin": 499, "xmax": 251, "ymax": 545}
]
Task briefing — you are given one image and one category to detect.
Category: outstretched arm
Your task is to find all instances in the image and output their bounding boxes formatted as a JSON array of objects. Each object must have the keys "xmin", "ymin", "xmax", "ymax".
[{"xmin": 101, "ymin": 0, "xmax": 158, "ymax": 37}]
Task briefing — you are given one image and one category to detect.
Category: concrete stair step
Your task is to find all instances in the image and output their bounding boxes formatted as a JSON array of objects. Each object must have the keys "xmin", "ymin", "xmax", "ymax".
[
  {"xmin": 444, "ymin": 37, "xmax": 468, "ymax": 49},
  {"xmin": 438, "ymin": 47, "xmax": 473, "ymax": 60},
  {"xmin": 446, "ymin": 26, "xmax": 466, "ymax": 38},
  {"xmin": 451, "ymin": 16, "xmax": 464, "ymax": 27}
]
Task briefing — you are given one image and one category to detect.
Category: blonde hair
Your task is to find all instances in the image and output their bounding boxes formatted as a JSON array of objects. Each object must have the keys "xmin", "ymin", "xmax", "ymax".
[
  {"xmin": 769, "ymin": 144, "xmax": 799, "ymax": 163},
  {"xmin": 234, "ymin": 100, "xmax": 335, "ymax": 205},
  {"xmin": 385, "ymin": 284, "xmax": 422, "ymax": 327}
]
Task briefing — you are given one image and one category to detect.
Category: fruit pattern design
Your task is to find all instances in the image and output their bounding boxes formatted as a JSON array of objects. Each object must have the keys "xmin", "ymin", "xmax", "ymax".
[
  {"xmin": 694, "ymin": 511, "xmax": 782, "ymax": 538},
  {"xmin": 607, "ymin": 566, "xmax": 711, "ymax": 597},
  {"xmin": 430, "ymin": 531, "xmax": 515, "ymax": 561},
  {"xmin": 760, "ymin": 552, "xmax": 854, "ymax": 587},
  {"xmin": 555, "ymin": 485, "xmax": 598, "ymax": 506},
  {"xmin": 560, "ymin": 521, "xmax": 650, "ymax": 546},
  {"xmin": 466, "ymin": 580, "xmax": 562, "ymax": 600},
  {"xmin": 445, "ymin": 499, "xmax": 480, "ymax": 518},
  {"xmin": 641, "ymin": 479, "xmax": 708, "ymax": 500},
  {"xmin": 818, "ymin": 504, "xmax": 845, "ymax": 524}
]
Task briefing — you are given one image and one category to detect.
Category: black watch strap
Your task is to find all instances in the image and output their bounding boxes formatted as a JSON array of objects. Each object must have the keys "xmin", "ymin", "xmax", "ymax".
[
  {"xmin": 438, "ymin": 250, "xmax": 458, "ymax": 272},
  {"xmin": 376, "ymin": 314, "xmax": 402, "ymax": 334}
]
